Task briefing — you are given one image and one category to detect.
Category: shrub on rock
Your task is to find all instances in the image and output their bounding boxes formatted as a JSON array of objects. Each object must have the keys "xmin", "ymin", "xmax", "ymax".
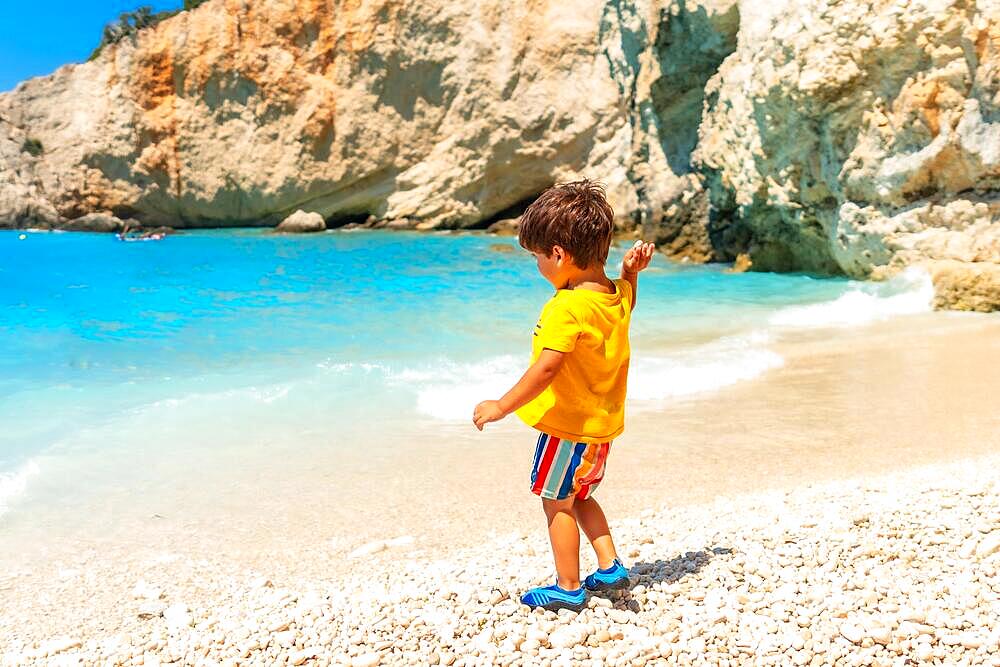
[{"xmin": 21, "ymin": 138, "xmax": 43, "ymax": 157}]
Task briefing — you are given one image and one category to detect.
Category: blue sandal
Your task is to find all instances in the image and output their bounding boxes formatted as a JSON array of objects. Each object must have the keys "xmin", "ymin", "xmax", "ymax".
[
  {"xmin": 520, "ymin": 583, "xmax": 587, "ymax": 612},
  {"xmin": 585, "ymin": 559, "xmax": 630, "ymax": 592}
]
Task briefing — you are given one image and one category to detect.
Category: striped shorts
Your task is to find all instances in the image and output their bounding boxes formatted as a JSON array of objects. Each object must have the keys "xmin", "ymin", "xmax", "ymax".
[{"xmin": 529, "ymin": 431, "xmax": 611, "ymax": 501}]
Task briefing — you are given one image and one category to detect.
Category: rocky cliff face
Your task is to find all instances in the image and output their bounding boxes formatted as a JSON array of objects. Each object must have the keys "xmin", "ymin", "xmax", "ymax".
[
  {"xmin": 1, "ymin": 0, "xmax": 998, "ymax": 310},
  {"xmin": 0, "ymin": 0, "xmax": 735, "ymax": 238},
  {"xmin": 694, "ymin": 0, "xmax": 1000, "ymax": 309}
]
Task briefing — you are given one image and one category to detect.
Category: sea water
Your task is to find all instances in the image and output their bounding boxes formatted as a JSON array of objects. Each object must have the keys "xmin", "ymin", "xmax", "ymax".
[{"xmin": 0, "ymin": 229, "xmax": 934, "ymax": 521}]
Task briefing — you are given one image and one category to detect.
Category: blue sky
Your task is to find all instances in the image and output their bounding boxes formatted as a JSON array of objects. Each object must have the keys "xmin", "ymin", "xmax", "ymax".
[{"xmin": 0, "ymin": 1, "xmax": 182, "ymax": 92}]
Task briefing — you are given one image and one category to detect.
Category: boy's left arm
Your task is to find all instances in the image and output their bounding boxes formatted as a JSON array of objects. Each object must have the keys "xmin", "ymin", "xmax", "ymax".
[
  {"xmin": 621, "ymin": 240, "xmax": 656, "ymax": 308},
  {"xmin": 473, "ymin": 349, "xmax": 565, "ymax": 430}
]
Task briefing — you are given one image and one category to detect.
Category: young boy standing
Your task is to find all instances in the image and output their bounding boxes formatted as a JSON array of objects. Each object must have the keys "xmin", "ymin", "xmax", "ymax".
[{"xmin": 473, "ymin": 180, "xmax": 655, "ymax": 612}]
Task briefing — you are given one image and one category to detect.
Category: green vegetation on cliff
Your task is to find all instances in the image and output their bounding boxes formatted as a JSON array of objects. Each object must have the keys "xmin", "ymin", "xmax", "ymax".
[
  {"xmin": 21, "ymin": 138, "xmax": 43, "ymax": 157},
  {"xmin": 88, "ymin": 1, "xmax": 209, "ymax": 61}
]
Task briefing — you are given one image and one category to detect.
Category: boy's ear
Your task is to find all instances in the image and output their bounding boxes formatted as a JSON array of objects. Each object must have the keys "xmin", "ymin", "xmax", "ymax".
[{"xmin": 552, "ymin": 245, "xmax": 567, "ymax": 264}]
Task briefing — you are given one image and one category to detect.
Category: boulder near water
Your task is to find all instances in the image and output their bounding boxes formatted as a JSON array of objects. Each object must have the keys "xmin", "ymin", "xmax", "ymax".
[
  {"xmin": 59, "ymin": 212, "xmax": 127, "ymax": 233},
  {"xmin": 276, "ymin": 210, "xmax": 326, "ymax": 234}
]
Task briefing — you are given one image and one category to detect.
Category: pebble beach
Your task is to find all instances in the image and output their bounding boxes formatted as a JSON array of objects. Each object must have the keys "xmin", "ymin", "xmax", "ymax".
[{"xmin": 5, "ymin": 450, "xmax": 1000, "ymax": 666}]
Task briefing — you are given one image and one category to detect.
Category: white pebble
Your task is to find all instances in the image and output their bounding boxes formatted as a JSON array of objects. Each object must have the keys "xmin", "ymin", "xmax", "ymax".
[
  {"xmin": 840, "ymin": 623, "xmax": 864, "ymax": 645},
  {"xmin": 351, "ymin": 653, "xmax": 381, "ymax": 667},
  {"xmin": 163, "ymin": 604, "xmax": 192, "ymax": 629},
  {"xmin": 976, "ymin": 533, "xmax": 1000, "ymax": 559}
]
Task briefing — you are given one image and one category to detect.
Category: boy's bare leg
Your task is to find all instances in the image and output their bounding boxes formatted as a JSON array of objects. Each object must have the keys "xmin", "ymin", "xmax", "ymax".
[
  {"xmin": 541, "ymin": 497, "xmax": 581, "ymax": 590},
  {"xmin": 574, "ymin": 496, "xmax": 619, "ymax": 569}
]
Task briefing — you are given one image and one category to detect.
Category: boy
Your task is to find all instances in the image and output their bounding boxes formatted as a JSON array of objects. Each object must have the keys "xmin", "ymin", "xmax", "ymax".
[{"xmin": 473, "ymin": 180, "xmax": 655, "ymax": 612}]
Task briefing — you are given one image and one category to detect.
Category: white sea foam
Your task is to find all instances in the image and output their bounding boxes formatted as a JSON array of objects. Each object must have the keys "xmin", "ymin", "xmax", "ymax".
[
  {"xmin": 293, "ymin": 269, "xmax": 934, "ymax": 423},
  {"xmin": 386, "ymin": 340, "xmax": 784, "ymax": 421},
  {"xmin": 400, "ymin": 357, "xmax": 524, "ymax": 421},
  {"xmin": 132, "ymin": 382, "xmax": 294, "ymax": 412},
  {"xmin": 317, "ymin": 360, "xmax": 388, "ymax": 375},
  {"xmin": 628, "ymin": 332, "xmax": 784, "ymax": 403},
  {"xmin": 314, "ymin": 356, "xmax": 525, "ymax": 421},
  {"xmin": 0, "ymin": 459, "xmax": 40, "ymax": 518},
  {"xmin": 769, "ymin": 267, "xmax": 934, "ymax": 329}
]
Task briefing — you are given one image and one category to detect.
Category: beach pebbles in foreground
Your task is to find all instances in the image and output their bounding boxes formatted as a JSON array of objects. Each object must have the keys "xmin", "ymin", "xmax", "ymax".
[{"xmin": 3, "ymin": 455, "xmax": 1000, "ymax": 666}]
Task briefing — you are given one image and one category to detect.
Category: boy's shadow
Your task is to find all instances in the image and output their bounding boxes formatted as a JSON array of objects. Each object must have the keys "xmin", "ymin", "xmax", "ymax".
[{"xmin": 593, "ymin": 546, "xmax": 733, "ymax": 612}]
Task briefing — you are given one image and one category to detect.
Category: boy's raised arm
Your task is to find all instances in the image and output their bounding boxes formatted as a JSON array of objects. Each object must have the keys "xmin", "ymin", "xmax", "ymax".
[
  {"xmin": 621, "ymin": 240, "xmax": 656, "ymax": 309},
  {"xmin": 473, "ymin": 349, "xmax": 565, "ymax": 430}
]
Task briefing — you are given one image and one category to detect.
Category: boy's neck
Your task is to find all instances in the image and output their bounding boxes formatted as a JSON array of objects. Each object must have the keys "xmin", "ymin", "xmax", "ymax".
[{"xmin": 560, "ymin": 265, "xmax": 613, "ymax": 292}]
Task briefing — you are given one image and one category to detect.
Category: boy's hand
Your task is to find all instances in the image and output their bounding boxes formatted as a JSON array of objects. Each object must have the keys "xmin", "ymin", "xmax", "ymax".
[
  {"xmin": 473, "ymin": 400, "xmax": 506, "ymax": 431},
  {"xmin": 622, "ymin": 240, "xmax": 655, "ymax": 275},
  {"xmin": 472, "ymin": 351, "xmax": 564, "ymax": 431}
]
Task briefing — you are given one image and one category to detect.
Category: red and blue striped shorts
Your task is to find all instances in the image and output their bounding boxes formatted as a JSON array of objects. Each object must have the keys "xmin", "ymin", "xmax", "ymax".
[{"xmin": 529, "ymin": 431, "xmax": 611, "ymax": 501}]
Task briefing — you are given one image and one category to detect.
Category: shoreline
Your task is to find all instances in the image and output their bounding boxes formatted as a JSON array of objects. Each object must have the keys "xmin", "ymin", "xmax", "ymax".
[
  {"xmin": 2, "ymin": 313, "xmax": 998, "ymax": 560},
  {"xmin": 2, "ymin": 312, "xmax": 999, "ymax": 663}
]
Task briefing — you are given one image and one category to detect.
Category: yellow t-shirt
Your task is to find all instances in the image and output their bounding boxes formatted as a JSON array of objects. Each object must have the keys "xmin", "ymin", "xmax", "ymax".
[{"xmin": 515, "ymin": 278, "xmax": 633, "ymax": 443}]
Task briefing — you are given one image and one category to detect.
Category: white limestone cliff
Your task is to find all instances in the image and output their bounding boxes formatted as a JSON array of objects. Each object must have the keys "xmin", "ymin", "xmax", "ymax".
[
  {"xmin": 0, "ymin": 0, "xmax": 734, "ymax": 241},
  {"xmin": 695, "ymin": 0, "xmax": 1000, "ymax": 310},
  {"xmin": 1, "ymin": 0, "xmax": 998, "ymax": 309}
]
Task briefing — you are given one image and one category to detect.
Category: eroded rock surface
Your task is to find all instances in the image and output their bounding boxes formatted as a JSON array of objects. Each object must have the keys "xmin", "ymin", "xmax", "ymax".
[
  {"xmin": 61, "ymin": 212, "xmax": 128, "ymax": 233},
  {"xmin": 694, "ymin": 0, "xmax": 1000, "ymax": 309},
  {"xmin": 1, "ymin": 0, "xmax": 998, "ymax": 309},
  {"xmin": 0, "ymin": 0, "xmax": 736, "ymax": 240}
]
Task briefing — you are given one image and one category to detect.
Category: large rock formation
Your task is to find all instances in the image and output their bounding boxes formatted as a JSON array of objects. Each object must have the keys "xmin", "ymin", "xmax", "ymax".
[
  {"xmin": 694, "ymin": 0, "xmax": 1000, "ymax": 310},
  {"xmin": 0, "ymin": 0, "xmax": 735, "ymax": 246},
  {"xmin": 1, "ymin": 0, "xmax": 998, "ymax": 310}
]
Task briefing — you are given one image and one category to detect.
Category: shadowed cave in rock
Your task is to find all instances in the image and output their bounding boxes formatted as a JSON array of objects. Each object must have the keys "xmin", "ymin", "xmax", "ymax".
[
  {"xmin": 324, "ymin": 211, "xmax": 373, "ymax": 229},
  {"xmin": 470, "ymin": 188, "xmax": 552, "ymax": 230}
]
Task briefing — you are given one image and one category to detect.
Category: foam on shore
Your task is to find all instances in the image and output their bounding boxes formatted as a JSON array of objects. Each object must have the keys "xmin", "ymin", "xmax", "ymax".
[
  {"xmin": 394, "ymin": 268, "xmax": 936, "ymax": 420},
  {"xmin": 350, "ymin": 338, "xmax": 784, "ymax": 421},
  {"xmin": 312, "ymin": 266, "xmax": 939, "ymax": 423},
  {"xmin": 769, "ymin": 267, "xmax": 934, "ymax": 329},
  {"xmin": 0, "ymin": 459, "xmax": 39, "ymax": 518},
  {"xmin": 628, "ymin": 332, "xmax": 784, "ymax": 404}
]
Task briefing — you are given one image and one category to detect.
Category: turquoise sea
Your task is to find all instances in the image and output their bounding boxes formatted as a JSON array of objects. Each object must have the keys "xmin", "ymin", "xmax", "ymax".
[{"xmin": 0, "ymin": 229, "xmax": 935, "ymax": 521}]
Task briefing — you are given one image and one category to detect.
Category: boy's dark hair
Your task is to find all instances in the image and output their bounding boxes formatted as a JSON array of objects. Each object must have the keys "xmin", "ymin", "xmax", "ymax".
[{"xmin": 518, "ymin": 179, "xmax": 615, "ymax": 268}]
